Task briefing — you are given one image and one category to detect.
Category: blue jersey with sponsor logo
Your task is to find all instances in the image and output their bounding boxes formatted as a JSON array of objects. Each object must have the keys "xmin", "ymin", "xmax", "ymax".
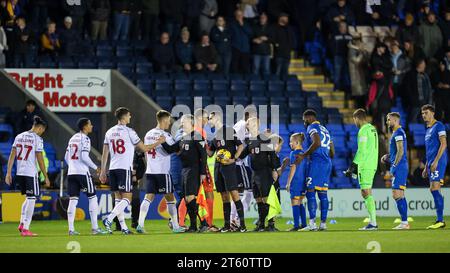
[
  {"xmin": 389, "ymin": 127, "xmax": 408, "ymax": 166},
  {"xmin": 290, "ymin": 149, "xmax": 308, "ymax": 184},
  {"xmin": 425, "ymin": 121, "xmax": 447, "ymax": 165},
  {"xmin": 306, "ymin": 122, "xmax": 332, "ymax": 163}
]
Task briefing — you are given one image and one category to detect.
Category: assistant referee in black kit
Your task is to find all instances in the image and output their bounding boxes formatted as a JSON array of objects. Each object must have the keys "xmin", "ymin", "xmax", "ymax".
[
  {"xmin": 239, "ymin": 117, "xmax": 280, "ymax": 232},
  {"xmin": 160, "ymin": 114, "xmax": 207, "ymax": 233}
]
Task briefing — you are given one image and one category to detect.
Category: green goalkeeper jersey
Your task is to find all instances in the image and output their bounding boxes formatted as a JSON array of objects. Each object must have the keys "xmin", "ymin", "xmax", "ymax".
[{"xmin": 353, "ymin": 123, "xmax": 379, "ymax": 170}]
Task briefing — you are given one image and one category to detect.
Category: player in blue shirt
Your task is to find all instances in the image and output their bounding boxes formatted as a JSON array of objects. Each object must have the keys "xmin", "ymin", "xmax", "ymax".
[
  {"xmin": 383, "ymin": 112, "xmax": 410, "ymax": 229},
  {"xmin": 421, "ymin": 104, "xmax": 447, "ymax": 229},
  {"xmin": 286, "ymin": 133, "xmax": 308, "ymax": 231},
  {"xmin": 296, "ymin": 110, "xmax": 334, "ymax": 231}
]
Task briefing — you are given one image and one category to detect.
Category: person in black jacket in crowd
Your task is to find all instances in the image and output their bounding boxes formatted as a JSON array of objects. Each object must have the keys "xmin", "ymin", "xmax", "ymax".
[
  {"xmin": 194, "ymin": 32, "xmax": 219, "ymax": 72},
  {"xmin": 229, "ymin": 9, "xmax": 253, "ymax": 74},
  {"xmin": 270, "ymin": 13, "xmax": 295, "ymax": 80},
  {"xmin": 141, "ymin": 0, "xmax": 159, "ymax": 42},
  {"xmin": 59, "ymin": 16, "xmax": 79, "ymax": 56},
  {"xmin": 210, "ymin": 16, "xmax": 232, "ymax": 74},
  {"xmin": 183, "ymin": 0, "xmax": 203, "ymax": 41},
  {"xmin": 61, "ymin": 0, "xmax": 88, "ymax": 35},
  {"xmin": 152, "ymin": 32, "xmax": 175, "ymax": 72},
  {"xmin": 160, "ymin": 0, "xmax": 183, "ymax": 40},
  {"xmin": 13, "ymin": 17, "xmax": 33, "ymax": 68},
  {"xmin": 332, "ymin": 21, "xmax": 352, "ymax": 93},
  {"xmin": 431, "ymin": 59, "xmax": 450, "ymax": 122},
  {"xmin": 89, "ymin": 0, "xmax": 111, "ymax": 41},
  {"xmin": 16, "ymin": 100, "xmax": 43, "ymax": 134},
  {"xmin": 129, "ymin": 0, "xmax": 143, "ymax": 41},
  {"xmin": 112, "ymin": 0, "xmax": 131, "ymax": 40},
  {"xmin": 252, "ymin": 12, "xmax": 271, "ymax": 76}
]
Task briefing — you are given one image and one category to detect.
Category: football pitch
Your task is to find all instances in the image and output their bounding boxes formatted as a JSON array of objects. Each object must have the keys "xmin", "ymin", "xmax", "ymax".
[{"xmin": 0, "ymin": 217, "xmax": 449, "ymax": 253}]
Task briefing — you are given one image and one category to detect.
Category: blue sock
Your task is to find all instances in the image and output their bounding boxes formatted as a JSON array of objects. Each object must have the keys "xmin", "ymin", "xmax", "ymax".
[
  {"xmin": 395, "ymin": 197, "xmax": 408, "ymax": 222},
  {"xmin": 431, "ymin": 190, "xmax": 444, "ymax": 222},
  {"xmin": 299, "ymin": 203, "xmax": 307, "ymax": 228},
  {"xmin": 318, "ymin": 191, "xmax": 329, "ymax": 223},
  {"xmin": 306, "ymin": 191, "xmax": 317, "ymax": 220},
  {"xmin": 292, "ymin": 205, "xmax": 300, "ymax": 228}
]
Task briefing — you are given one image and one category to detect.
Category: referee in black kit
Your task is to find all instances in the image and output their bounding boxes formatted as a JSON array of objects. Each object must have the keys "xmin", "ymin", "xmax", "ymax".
[
  {"xmin": 160, "ymin": 114, "xmax": 207, "ymax": 233},
  {"xmin": 207, "ymin": 111, "xmax": 246, "ymax": 233},
  {"xmin": 239, "ymin": 117, "xmax": 280, "ymax": 232}
]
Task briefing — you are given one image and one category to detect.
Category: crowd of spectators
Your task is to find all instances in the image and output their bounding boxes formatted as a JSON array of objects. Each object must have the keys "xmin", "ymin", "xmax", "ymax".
[{"xmin": 0, "ymin": 1, "xmax": 449, "ymax": 121}]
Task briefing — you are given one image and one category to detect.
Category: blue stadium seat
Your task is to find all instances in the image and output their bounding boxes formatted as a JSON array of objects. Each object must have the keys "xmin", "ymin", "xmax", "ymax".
[
  {"xmin": 191, "ymin": 89, "xmax": 209, "ymax": 97},
  {"xmin": 96, "ymin": 48, "xmax": 113, "ymax": 57},
  {"xmin": 39, "ymin": 61, "xmax": 57, "ymax": 68},
  {"xmin": 213, "ymin": 97, "xmax": 230, "ymax": 108},
  {"xmin": 155, "ymin": 96, "xmax": 173, "ymax": 110},
  {"xmin": 98, "ymin": 61, "xmax": 115, "ymax": 69},
  {"xmin": 150, "ymin": 73, "xmax": 169, "ymax": 80},
  {"xmin": 193, "ymin": 80, "xmax": 209, "ymax": 90},
  {"xmin": 78, "ymin": 61, "xmax": 97, "ymax": 68},
  {"xmin": 135, "ymin": 63, "xmax": 153, "ymax": 74},
  {"xmin": 232, "ymin": 96, "xmax": 249, "ymax": 105},
  {"xmin": 268, "ymin": 81, "xmax": 284, "ymax": 92},
  {"xmin": 172, "ymin": 89, "xmax": 190, "ymax": 97},
  {"xmin": 251, "ymin": 97, "xmax": 268, "ymax": 106},
  {"xmin": 116, "ymin": 46, "xmax": 132, "ymax": 57},
  {"xmin": 0, "ymin": 124, "xmax": 13, "ymax": 143},
  {"xmin": 117, "ymin": 64, "xmax": 133, "ymax": 74},
  {"xmin": 58, "ymin": 61, "xmax": 77, "ymax": 68}
]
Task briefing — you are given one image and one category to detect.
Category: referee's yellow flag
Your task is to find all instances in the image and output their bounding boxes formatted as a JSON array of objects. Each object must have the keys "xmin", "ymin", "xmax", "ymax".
[{"xmin": 266, "ymin": 185, "xmax": 282, "ymax": 220}]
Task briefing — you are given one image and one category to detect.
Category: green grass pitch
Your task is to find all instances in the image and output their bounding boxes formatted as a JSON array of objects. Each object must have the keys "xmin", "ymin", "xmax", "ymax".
[{"xmin": 0, "ymin": 217, "xmax": 449, "ymax": 253}]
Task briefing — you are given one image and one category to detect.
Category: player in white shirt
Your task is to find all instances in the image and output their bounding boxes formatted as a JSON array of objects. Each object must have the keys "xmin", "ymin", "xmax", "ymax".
[
  {"xmin": 64, "ymin": 118, "xmax": 108, "ymax": 236},
  {"xmin": 136, "ymin": 110, "xmax": 185, "ymax": 233},
  {"xmin": 100, "ymin": 107, "xmax": 163, "ymax": 234},
  {"xmin": 5, "ymin": 116, "xmax": 50, "ymax": 237},
  {"xmin": 230, "ymin": 111, "xmax": 255, "ymax": 228}
]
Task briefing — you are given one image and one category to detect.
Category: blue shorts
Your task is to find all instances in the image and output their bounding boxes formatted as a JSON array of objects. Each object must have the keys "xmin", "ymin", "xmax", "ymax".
[
  {"xmin": 392, "ymin": 164, "xmax": 408, "ymax": 190},
  {"xmin": 290, "ymin": 179, "xmax": 306, "ymax": 199},
  {"xmin": 306, "ymin": 161, "xmax": 331, "ymax": 191},
  {"xmin": 427, "ymin": 161, "xmax": 447, "ymax": 184}
]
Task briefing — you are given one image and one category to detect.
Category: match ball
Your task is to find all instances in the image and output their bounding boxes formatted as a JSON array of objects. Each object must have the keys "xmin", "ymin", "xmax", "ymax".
[{"xmin": 216, "ymin": 149, "xmax": 231, "ymax": 164}]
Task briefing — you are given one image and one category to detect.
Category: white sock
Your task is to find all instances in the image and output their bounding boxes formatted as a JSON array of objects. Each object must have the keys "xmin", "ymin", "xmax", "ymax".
[
  {"xmin": 67, "ymin": 197, "xmax": 79, "ymax": 232},
  {"xmin": 20, "ymin": 199, "xmax": 28, "ymax": 224},
  {"xmin": 230, "ymin": 198, "xmax": 238, "ymax": 223},
  {"xmin": 88, "ymin": 196, "xmax": 99, "ymax": 230},
  {"xmin": 138, "ymin": 198, "xmax": 152, "ymax": 227},
  {"xmin": 167, "ymin": 201, "xmax": 180, "ymax": 229},
  {"xmin": 107, "ymin": 199, "xmax": 129, "ymax": 230},
  {"xmin": 401, "ymin": 221, "xmax": 408, "ymax": 225},
  {"xmin": 309, "ymin": 219, "xmax": 316, "ymax": 227},
  {"xmin": 23, "ymin": 197, "xmax": 36, "ymax": 230},
  {"xmin": 242, "ymin": 190, "xmax": 253, "ymax": 212}
]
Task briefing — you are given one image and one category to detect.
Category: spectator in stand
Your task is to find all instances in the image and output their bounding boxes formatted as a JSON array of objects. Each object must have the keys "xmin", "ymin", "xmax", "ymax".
[
  {"xmin": 59, "ymin": 16, "xmax": 78, "ymax": 57},
  {"xmin": 194, "ymin": 32, "xmax": 219, "ymax": 72},
  {"xmin": 229, "ymin": 9, "xmax": 252, "ymax": 74},
  {"xmin": 175, "ymin": 27, "xmax": 194, "ymax": 72},
  {"xmin": 152, "ymin": 32, "xmax": 175, "ymax": 73},
  {"xmin": 251, "ymin": 12, "xmax": 271, "ymax": 76},
  {"xmin": 217, "ymin": 0, "xmax": 240, "ymax": 19},
  {"xmin": 0, "ymin": 19, "xmax": 7, "ymax": 68},
  {"xmin": 348, "ymin": 34, "xmax": 369, "ymax": 108},
  {"xmin": 183, "ymin": 0, "xmax": 203, "ymax": 41},
  {"xmin": 0, "ymin": 0, "xmax": 14, "ymax": 28},
  {"xmin": 369, "ymin": 0, "xmax": 396, "ymax": 26},
  {"xmin": 161, "ymin": 0, "xmax": 183, "ymax": 40},
  {"xmin": 142, "ymin": 0, "xmax": 159, "ymax": 42},
  {"xmin": 390, "ymin": 40, "xmax": 410, "ymax": 98},
  {"xmin": 89, "ymin": 0, "xmax": 111, "ymax": 41},
  {"xmin": 325, "ymin": 0, "xmax": 355, "ymax": 34},
  {"xmin": 418, "ymin": 11, "xmax": 443, "ymax": 61},
  {"xmin": 61, "ymin": 0, "xmax": 88, "ymax": 35},
  {"xmin": 367, "ymin": 42, "xmax": 394, "ymax": 130},
  {"xmin": 13, "ymin": 17, "xmax": 32, "ymax": 68},
  {"xmin": 40, "ymin": 21, "xmax": 61, "ymax": 59},
  {"xmin": 395, "ymin": 13, "xmax": 419, "ymax": 45},
  {"xmin": 440, "ymin": 8, "xmax": 450, "ymax": 47},
  {"xmin": 239, "ymin": 0, "xmax": 259, "ymax": 25},
  {"xmin": 6, "ymin": 0, "xmax": 21, "ymax": 24},
  {"xmin": 112, "ymin": 0, "xmax": 131, "ymax": 41},
  {"xmin": 16, "ymin": 100, "xmax": 43, "ymax": 133},
  {"xmin": 431, "ymin": 59, "xmax": 450, "ymax": 122},
  {"xmin": 271, "ymin": 13, "xmax": 295, "ymax": 80},
  {"xmin": 401, "ymin": 59, "xmax": 434, "ymax": 123},
  {"xmin": 129, "ymin": 0, "xmax": 143, "ymax": 41},
  {"xmin": 210, "ymin": 16, "xmax": 232, "ymax": 74},
  {"xmin": 443, "ymin": 46, "xmax": 450, "ymax": 70},
  {"xmin": 199, "ymin": 0, "xmax": 218, "ymax": 36},
  {"xmin": 403, "ymin": 38, "xmax": 426, "ymax": 65},
  {"xmin": 31, "ymin": 0, "xmax": 49, "ymax": 31},
  {"xmin": 332, "ymin": 21, "xmax": 352, "ymax": 93}
]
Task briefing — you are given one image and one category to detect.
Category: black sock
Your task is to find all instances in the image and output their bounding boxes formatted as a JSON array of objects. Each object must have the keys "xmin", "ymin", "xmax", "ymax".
[
  {"xmin": 223, "ymin": 202, "xmax": 231, "ymax": 227},
  {"xmin": 261, "ymin": 203, "xmax": 269, "ymax": 226},
  {"xmin": 257, "ymin": 202, "xmax": 265, "ymax": 227},
  {"xmin": 187, "ymin": 199, "xmax": 198, "ymax": 230},
  {"xmin": 234, "ymin": 200, "xmax": 245, "ymax": 227},
  {"xmin": 268, "ymin": 217, "xmax": 275, "ymax": 226}
]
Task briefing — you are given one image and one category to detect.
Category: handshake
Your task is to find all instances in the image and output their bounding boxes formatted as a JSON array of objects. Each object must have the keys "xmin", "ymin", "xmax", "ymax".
[{"xmin": 343, "ymin": 163, "xmax": 358, "ymax": 179}]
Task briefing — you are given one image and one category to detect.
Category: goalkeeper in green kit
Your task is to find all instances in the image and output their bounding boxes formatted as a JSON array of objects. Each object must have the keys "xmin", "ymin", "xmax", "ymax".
[{"xmin": 345, "ymin": 109, "xmax": 379, "ymax": 230}]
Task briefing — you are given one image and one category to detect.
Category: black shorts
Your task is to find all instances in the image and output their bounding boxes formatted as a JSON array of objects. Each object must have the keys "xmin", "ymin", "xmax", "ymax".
[
  {"xmin": 252, "ymin": 169, "xmax": 273, "ymax": 199},
  {"xmin": 236, "ymin": 164, "xmax": 252, "ymax": 190},
  {"xmin": 215, "ymin": 163, "xmax": 239, "ymax": 193},
  {"xmin": 145, "ymin": 174, "xmax": 174, "ymax": 194},
  {"xmin": 16, "ymin": 175, "xmax": 40, "ymax": 197},
  {"xmin": 109, "ymin": 169, "xmax": 133, "ymax": 193},
  {"xmin": 68, "ymin": 174, "xmax": 96, "ymax": 197},
  {"xmin": 182, "ymin": 167, "xmax": 200, "ymax": 196}
]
